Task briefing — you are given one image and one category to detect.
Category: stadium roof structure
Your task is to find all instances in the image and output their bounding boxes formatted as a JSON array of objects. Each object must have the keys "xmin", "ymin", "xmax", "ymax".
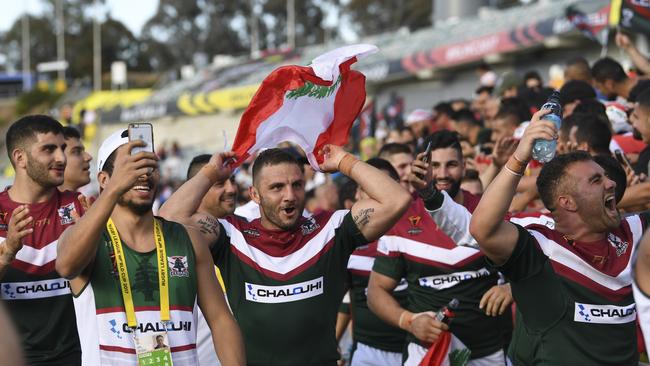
[{"xmin": 97, "ymin": 0, "xmax": 609, "ymax": 123}]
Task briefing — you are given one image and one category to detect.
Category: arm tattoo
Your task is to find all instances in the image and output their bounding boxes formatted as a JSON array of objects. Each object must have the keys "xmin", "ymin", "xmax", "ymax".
[
  {"xmin": 196, "ymin": 216, "xmax": 220, "ymax": 236},
  {"xmin": 353, "ymin": 208, "xmax": 374, "ymax": 229}
]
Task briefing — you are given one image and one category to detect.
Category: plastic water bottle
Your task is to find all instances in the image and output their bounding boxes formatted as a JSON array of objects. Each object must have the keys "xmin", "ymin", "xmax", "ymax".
[
  {"xmin": 531, "ymin": 90, "xmax": 563, "ymax": 163},
  {"xmin": 435, "ymin": 298, "xmax": 459, "ymax": 325}
]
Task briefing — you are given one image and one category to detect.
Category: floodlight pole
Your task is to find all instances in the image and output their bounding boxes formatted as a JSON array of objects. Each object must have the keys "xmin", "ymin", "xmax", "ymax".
[
  {"xmin": 287, "ymin": 0, "xmax": 295, "ymax": 49},
  {"xmin": 55, "ymin": 0, "xmax": 65, "ymax": 81},
  {"xmin": 21, "ymin": 8, "xmax": 31, "ymax": 91},
  {"xmin": 93, "ymin": 0, "xmax": 102, "ymax": 91}
]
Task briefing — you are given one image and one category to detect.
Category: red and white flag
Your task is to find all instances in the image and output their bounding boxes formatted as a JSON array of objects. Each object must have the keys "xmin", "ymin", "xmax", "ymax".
[{"xmin": 230, "ymin": 44, "xmax": 378, "ymax": 170}]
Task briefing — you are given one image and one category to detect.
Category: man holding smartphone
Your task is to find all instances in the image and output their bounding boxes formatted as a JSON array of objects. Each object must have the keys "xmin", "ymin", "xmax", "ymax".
[{"xmin": 56, "ymin": 128, "xmax": 245, "ymax": 366}]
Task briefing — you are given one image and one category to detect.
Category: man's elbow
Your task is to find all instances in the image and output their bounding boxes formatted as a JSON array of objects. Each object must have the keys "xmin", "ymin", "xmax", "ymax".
[
  {"xmin": 55, "ymin": 257, "xmax": 78, "ymax": 280},
  {"xmin": 469, "ymin": 216, "xmax": 489, "ymax": 246},
  {"xmin": 366, "ymin": 285, "xmax": 380, "ymax": 314}
]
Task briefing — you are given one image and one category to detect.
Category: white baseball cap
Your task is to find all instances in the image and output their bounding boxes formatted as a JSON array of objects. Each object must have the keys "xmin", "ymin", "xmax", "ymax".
[
  {"xmin": 97, "ymin": 129, "xmax": 128, "ymax": 172},
  {"xmin": 405, "ymin": 109, "xmax": 433, "ymax": 126}
]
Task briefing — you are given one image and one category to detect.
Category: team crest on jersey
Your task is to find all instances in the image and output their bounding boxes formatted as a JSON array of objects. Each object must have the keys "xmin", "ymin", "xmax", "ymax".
[
  {"xmin": 300, "ymin": 217, "xmax": 320, "ymax": 235},
  {"xmin": 407, "ymin": 215, "xmax": 422, "ymax": 235},
  {"xmin": 607, "ymin": 233, "xmax": 629, "ymax": 257},
  {"xmin": 57, "ymin": 203, "xmax": 76, "ymax": 225},
  {"xmin": 243, "ymin": 228, "xmax": 260, "ymax": 237},
  {"xmin": 0, "ymin": 212, "xmax": 7, "ymax": 230},
  {"xmin": 168, "ymin": 256, "xmax": 189, "ymax": 277}
]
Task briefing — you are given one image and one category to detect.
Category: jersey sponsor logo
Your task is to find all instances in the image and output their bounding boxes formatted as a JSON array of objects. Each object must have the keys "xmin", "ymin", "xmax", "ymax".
[
  {"xmin": 0, "ymin": 278, "xmax": 70, "ymax": 300},
  {"xmin": 574, "ymin": 302, "xmax": 636, "ymax": 324},
  {"xmin": 57, "ymin": 202, "xmax": 76, "ymax": 225},
  {"xmin": 300, "ymin": 217, "xmax": 320, "ymax": 235},
  {"xmin": 168, "ymin": 256, "xmax": 189, "ymax": 277},
  {"xmin": 245, "ymin": 276, "xmax": 324, "ymax": 303},
  {"xmin": 607, "ymin": 233, "xmax": 629, "ymax": 257},
  {"xmin": 118, "ymin": 320, "xmax": 192, "ymax": 334},
  {"xmin": 108, "ymin": 319, "xmax": 124, "ymax": 339},
  {"xmin": 418, "ymin": 268, "xmax": 491, "ymax": 290}
]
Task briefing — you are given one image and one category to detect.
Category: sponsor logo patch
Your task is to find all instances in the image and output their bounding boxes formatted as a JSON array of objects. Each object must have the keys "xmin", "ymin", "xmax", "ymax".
[
  {"xmin": 574, "ymin": 302, "xmax": 636, "ymax": 324},
  {"xmin": 167, "ymin": 256, "xmax": 189, "ymax": 277},
  {"xmin": 0, "ymin": 278, "xmax": 70, "ymax": 300},
  {"xmin": 245, "ymin": 277, "xmax": 324, "ymax": 303},
  {"xmin": 418, "ymin": 268, "xmax": 491, "ymax": 290},
  {"xmin": 108, "ymin": 319, "xmax": 123, "ymax": 339},
  {"xmin": 57, "ymin": 202, "xmax": 76, "ymax": 225}
]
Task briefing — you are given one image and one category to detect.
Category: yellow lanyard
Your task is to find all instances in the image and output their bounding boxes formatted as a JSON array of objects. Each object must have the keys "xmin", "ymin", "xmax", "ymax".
[{"xmin": 106, "ymin": 218, "xmax": 170, "ymax": 328}]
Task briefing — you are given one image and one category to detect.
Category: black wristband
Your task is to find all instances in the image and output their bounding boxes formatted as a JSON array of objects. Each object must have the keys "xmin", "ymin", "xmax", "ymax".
[{"xmin": 418, "ymin": 183, "xmax": 444, "ymax": 211}]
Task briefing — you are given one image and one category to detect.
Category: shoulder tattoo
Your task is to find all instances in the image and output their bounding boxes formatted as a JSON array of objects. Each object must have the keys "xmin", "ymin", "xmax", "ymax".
[
  {"xmin": 196, "ymin": 216, "xmax": 220, "ymax": 236},
  {"xmin": 353, "ymin": 208, "xmax": 374, "ymax": 228}
]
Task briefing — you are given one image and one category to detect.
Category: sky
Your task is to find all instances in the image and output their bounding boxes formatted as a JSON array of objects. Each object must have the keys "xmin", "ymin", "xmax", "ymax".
[{"xmin": 0, "ymin": 0, "xmax": 159, "ymax": 35}]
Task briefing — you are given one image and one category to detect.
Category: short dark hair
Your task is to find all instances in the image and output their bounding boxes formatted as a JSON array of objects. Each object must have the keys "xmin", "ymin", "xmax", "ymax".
[
  {"xmin": 462, "ymin": 169, "xmax": 480, "ymax": 182},
  {"xmin": 592, "ymin": 57, "xmax": 627, "ymax": 83},
  {"xmin": 572, "ymin": 99, "xmax": 607, "ymax": 118},
  {"xmin": 496, "ymin": 97, "xmax": 531, "ymax": 125},
  {"xmin": 365, "ymin": 157, "xmax": 399, "ymax": 182},
  {"xmin": 475, "ymin": 85, "xmax": 493, "ymax": 95},
  {"xmin": 572, "ymin": 113, "xmax": 612, "ymax": 155},
  {"xmin": 592, "ymin": 154, "xmax": 626, "ymax": 203},
  {"xmin": 433, "ymin": 102, "xmax": 454, "ymax": 117},
  {"xmin": 6, "ymin": 115, "xmax": 64, "ymax": 165},
  {"xmin": 187, "ymin": 154, "xmax": 211, "ymax": 180},
  {"xmin": 425, "ymin": 130, "xmax": 462, "ymax": 157},
  {"xmin": 524, "ymin": 70, "xmax": 543, "ymax": 84},
  {"xmin": 630, "ymin": 80, "xmax": 650, "ymax": 104},
  {"xmin": 62, "ymin": 126, "xmax": 81, "ymax": 140},
  {"xmin": 338, "ymin": 179, "xmax": 358, "ymax": 208},
  {"xmin": 252, "ymin": 148, "xmax": 302, "ymax": 185},
  {"xmin": 452, "ymin": 109, "xmax": 481, "ymax": 127},
  {"xmin": 378, "ymin": 143, "xmax": 412, "ymax": 159},
  {"xmin": 537, "ymin": 151, "xmax": 592, "ymax": 211},
  {"xmin": 638, "ymin": 87, "xmax": 650, "ymax": 110}
]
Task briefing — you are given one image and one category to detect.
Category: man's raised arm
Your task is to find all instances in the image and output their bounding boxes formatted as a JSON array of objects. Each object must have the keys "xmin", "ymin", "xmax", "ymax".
[
  {"xmin": 469, "ymin": 109, "xmax": 557, "ymax": 264},
  {"xmin": 56, "ymin": 141, "xmax": 158, "ymax": 279},
  {"xmin": 319, "ymin": 145, "xmax": 411, "ymax": 242},
  {"xmin": 158, "ymin": 152, "xmax": 234, "ymax": 245}
]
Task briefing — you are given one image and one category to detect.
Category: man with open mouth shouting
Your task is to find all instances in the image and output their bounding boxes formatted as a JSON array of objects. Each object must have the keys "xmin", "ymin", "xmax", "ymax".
[{"xmin": 160, "ymin": 144, "xmax": 411, "ymax": 366}]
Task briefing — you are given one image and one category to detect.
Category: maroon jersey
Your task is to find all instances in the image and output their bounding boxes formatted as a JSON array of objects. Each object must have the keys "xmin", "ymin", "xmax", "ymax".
[{"xmin": 0, "ymin": 189, "xmax": 84, "ymax": 365}]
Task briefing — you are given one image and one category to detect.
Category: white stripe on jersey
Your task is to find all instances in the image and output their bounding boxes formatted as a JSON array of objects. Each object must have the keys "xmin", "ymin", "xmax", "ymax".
[
  {"xmin": 347, "ymin": 254, "xmax": 374, "ymax": 272},
  {"xmin": 528, "ymin": 215, "xmax": 644, "ymax": 291},
  {"xmin": 74, "ymin": 284, "xmax": 199, "ymax": 366},
  {"xmin": 377, "ymin": 235, "xmax": 480, "ymax": 265},
  {"xmin": 0, "ymin": 236, "xmax": 58, "ymax": 267},
  {"xmin": 219, "ymin": 210, "xmax": 348, "ymax": 275}
]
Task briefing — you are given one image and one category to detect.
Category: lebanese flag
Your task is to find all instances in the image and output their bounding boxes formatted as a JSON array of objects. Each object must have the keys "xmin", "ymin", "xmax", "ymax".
[
  {"xmin": 230, "ymin": 44, "xmax": 378, "ymax": 170},
  {"xmin": 419, "ymin": 332, "xmax": 471, "ymax": 366}
]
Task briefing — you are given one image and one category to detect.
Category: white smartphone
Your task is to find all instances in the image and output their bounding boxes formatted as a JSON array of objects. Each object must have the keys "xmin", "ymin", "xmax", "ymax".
[{"xmin": 128, "ymin": 123, "xmax": 154, "ymax": 155}]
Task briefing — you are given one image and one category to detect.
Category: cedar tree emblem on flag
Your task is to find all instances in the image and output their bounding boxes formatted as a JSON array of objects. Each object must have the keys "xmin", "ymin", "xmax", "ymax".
[{"xmin": 230, "ymin": 44, "xmax": 378, "ymax": 170}]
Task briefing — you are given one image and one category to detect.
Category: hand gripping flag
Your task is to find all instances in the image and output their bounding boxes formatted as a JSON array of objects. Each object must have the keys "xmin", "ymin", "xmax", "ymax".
[
  {"xmin": 419, "ymin": 332, "xmax": 471, "ymax": 366},
  {"xmin": 230, "ymin": 44, "xmax": 378, "ymax": 170}
]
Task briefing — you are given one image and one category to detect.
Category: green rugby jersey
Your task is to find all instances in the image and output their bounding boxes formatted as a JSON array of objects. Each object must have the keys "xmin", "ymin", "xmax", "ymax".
[
  {"xmin": 373, "ymin": 195, "xmax": 509, "ymax": 360},
  {"xmin": 213, "ymin": 210, "xmax": 368, "ymax": 366},
  {"xmin": 500, "ymin": 215, "xmax": 645, "ymax": 366},
  {"xmin": 347, "ymin": 241, "xmax": 408, "ymax": 353},
  {"xmin": 73, "ymin": 218, "xmax": 199, "ymax": 366}
]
